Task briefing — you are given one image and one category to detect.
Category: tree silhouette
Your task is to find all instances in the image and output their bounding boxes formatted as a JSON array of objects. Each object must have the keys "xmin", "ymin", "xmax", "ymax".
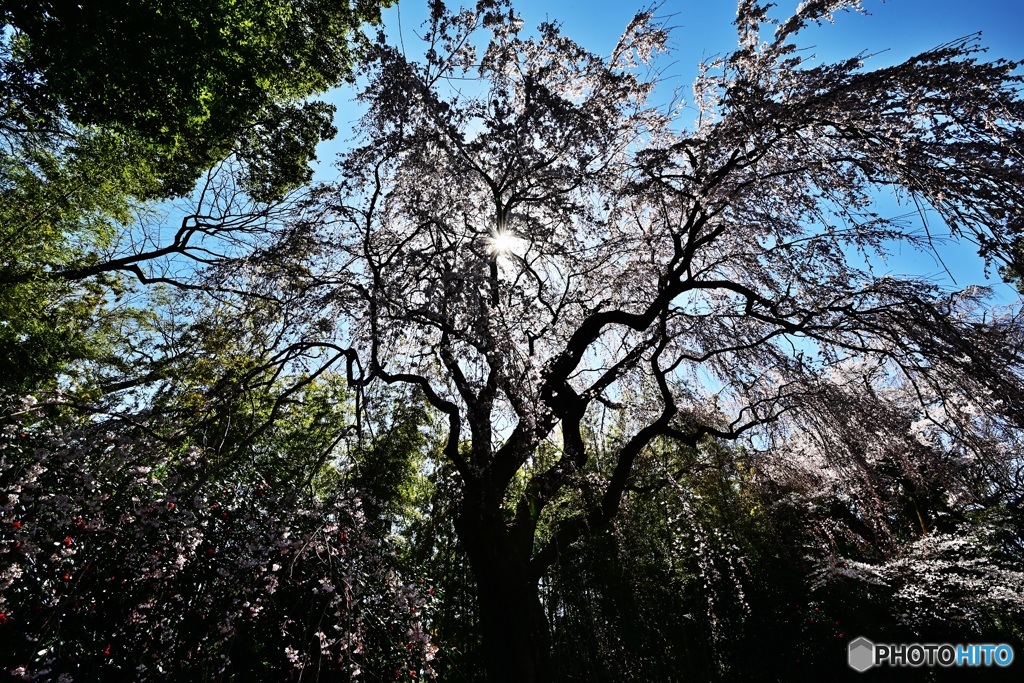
[{"xmin": 225, "ymin": 1, "xmax": 1024, "ymax": 679}]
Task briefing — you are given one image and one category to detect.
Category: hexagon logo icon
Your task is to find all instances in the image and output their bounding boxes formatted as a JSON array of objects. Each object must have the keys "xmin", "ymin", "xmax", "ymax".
[{"xmin": 848, "ymin": 637, "xmax": 875, "ymax": 672}]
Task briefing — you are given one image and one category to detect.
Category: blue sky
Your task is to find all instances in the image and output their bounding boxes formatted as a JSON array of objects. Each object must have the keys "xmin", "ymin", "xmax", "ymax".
[
  {"xmin": 316, "ymin": 0, "xmax": 1024, "ymax": 298},
  {"xmin": 378, "ymin": 0, "xmax": 1022, "ymax": 63},
  {"xmin": 325, "ymin": 0, "xmax": 1023, "ymax": 152},
  {"xmin": 373, "ymin": 0, "xmax": 1023, "ymax": 96}
]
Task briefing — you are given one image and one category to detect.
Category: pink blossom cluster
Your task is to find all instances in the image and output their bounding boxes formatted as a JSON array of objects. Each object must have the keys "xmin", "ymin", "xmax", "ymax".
[{"xmin": 0, "ymin": 395, "xmax": 438, "ymax": 681}]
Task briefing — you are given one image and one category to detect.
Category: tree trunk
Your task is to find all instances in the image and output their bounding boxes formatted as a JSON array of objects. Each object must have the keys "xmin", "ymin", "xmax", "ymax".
[{"xmin": 455, "ymin": 503, "xmax": 552, "ymax": 683}]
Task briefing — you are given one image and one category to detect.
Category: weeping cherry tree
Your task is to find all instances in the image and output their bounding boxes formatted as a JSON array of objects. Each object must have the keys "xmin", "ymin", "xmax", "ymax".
[{"xmin": 226, "ymin": 0, "xmax": 1024, "ymax": 679}]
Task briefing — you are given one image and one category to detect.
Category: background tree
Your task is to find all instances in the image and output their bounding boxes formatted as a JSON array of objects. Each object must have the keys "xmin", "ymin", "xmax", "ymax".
[
  {"xmin": 0, "ymin": 124, "xmax": 161, "ymax": 392},
  {"xmin": 228, "ymin": 1, "xmax": 1024, "ymax": 680},
  {"xmin": 1, "ymin": 0, "xmax": 391, "ymax": 199},
  {"xmin": 0, "ymin": 0, "xmax": 391, "ymax": 395}
]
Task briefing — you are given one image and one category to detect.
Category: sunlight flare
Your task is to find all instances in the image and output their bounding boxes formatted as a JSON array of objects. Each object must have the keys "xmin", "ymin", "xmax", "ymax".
[{"xmin": 486, "ymin": 229, "xmax": 518, "ymax": 256}]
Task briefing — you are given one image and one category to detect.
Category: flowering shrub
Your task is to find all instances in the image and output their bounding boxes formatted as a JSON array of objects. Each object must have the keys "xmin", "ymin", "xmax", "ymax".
[
  {"xmin": 838, "ymin": 523, "xmax": 1024, "ymax": 633},
  {"xmin": 0, "ymin": 395, "xmax": 437, "ymax": 681}
]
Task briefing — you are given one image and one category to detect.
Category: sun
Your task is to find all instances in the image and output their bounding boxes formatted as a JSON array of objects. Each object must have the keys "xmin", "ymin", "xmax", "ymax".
[{"xmin": 486, "ymin": 229, "xmax": 518, "ymax": 256}]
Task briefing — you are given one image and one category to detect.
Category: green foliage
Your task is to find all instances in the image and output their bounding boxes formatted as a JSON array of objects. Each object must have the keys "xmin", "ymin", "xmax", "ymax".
[
  {"xmin": 999, "ymin": 228, "xmax": 1024, "ymax": 294},
  {"xmin": 401, "ymin": 456, "xmax": 486, "ymax": 682},
  {"xmin": 0, "ymin": 0, "xmax": 390, "ymax": 390},
  {"xmin": 2, "ymin": 0, "xmax": 389, "ymax": 199},
  {"xmin": 351, "ymin": 393, "xmax": 432, "ymax": 533},
  {"xmin": 0, "ymin": 126, "xmax": 162, "ymax": 391},
  {"xmin": 545, "ymin": 438, "xmax": 746, "ymax": 681}
]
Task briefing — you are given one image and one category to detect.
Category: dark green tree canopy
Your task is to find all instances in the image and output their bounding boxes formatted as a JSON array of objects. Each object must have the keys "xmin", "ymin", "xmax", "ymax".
[
  {"xmin": 1, "ymin": 0, "xmax": 390, "ymax": 198},
  {"xmin": 0, "ymin": 0, "xmax": 391, "ymax": 392}
]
